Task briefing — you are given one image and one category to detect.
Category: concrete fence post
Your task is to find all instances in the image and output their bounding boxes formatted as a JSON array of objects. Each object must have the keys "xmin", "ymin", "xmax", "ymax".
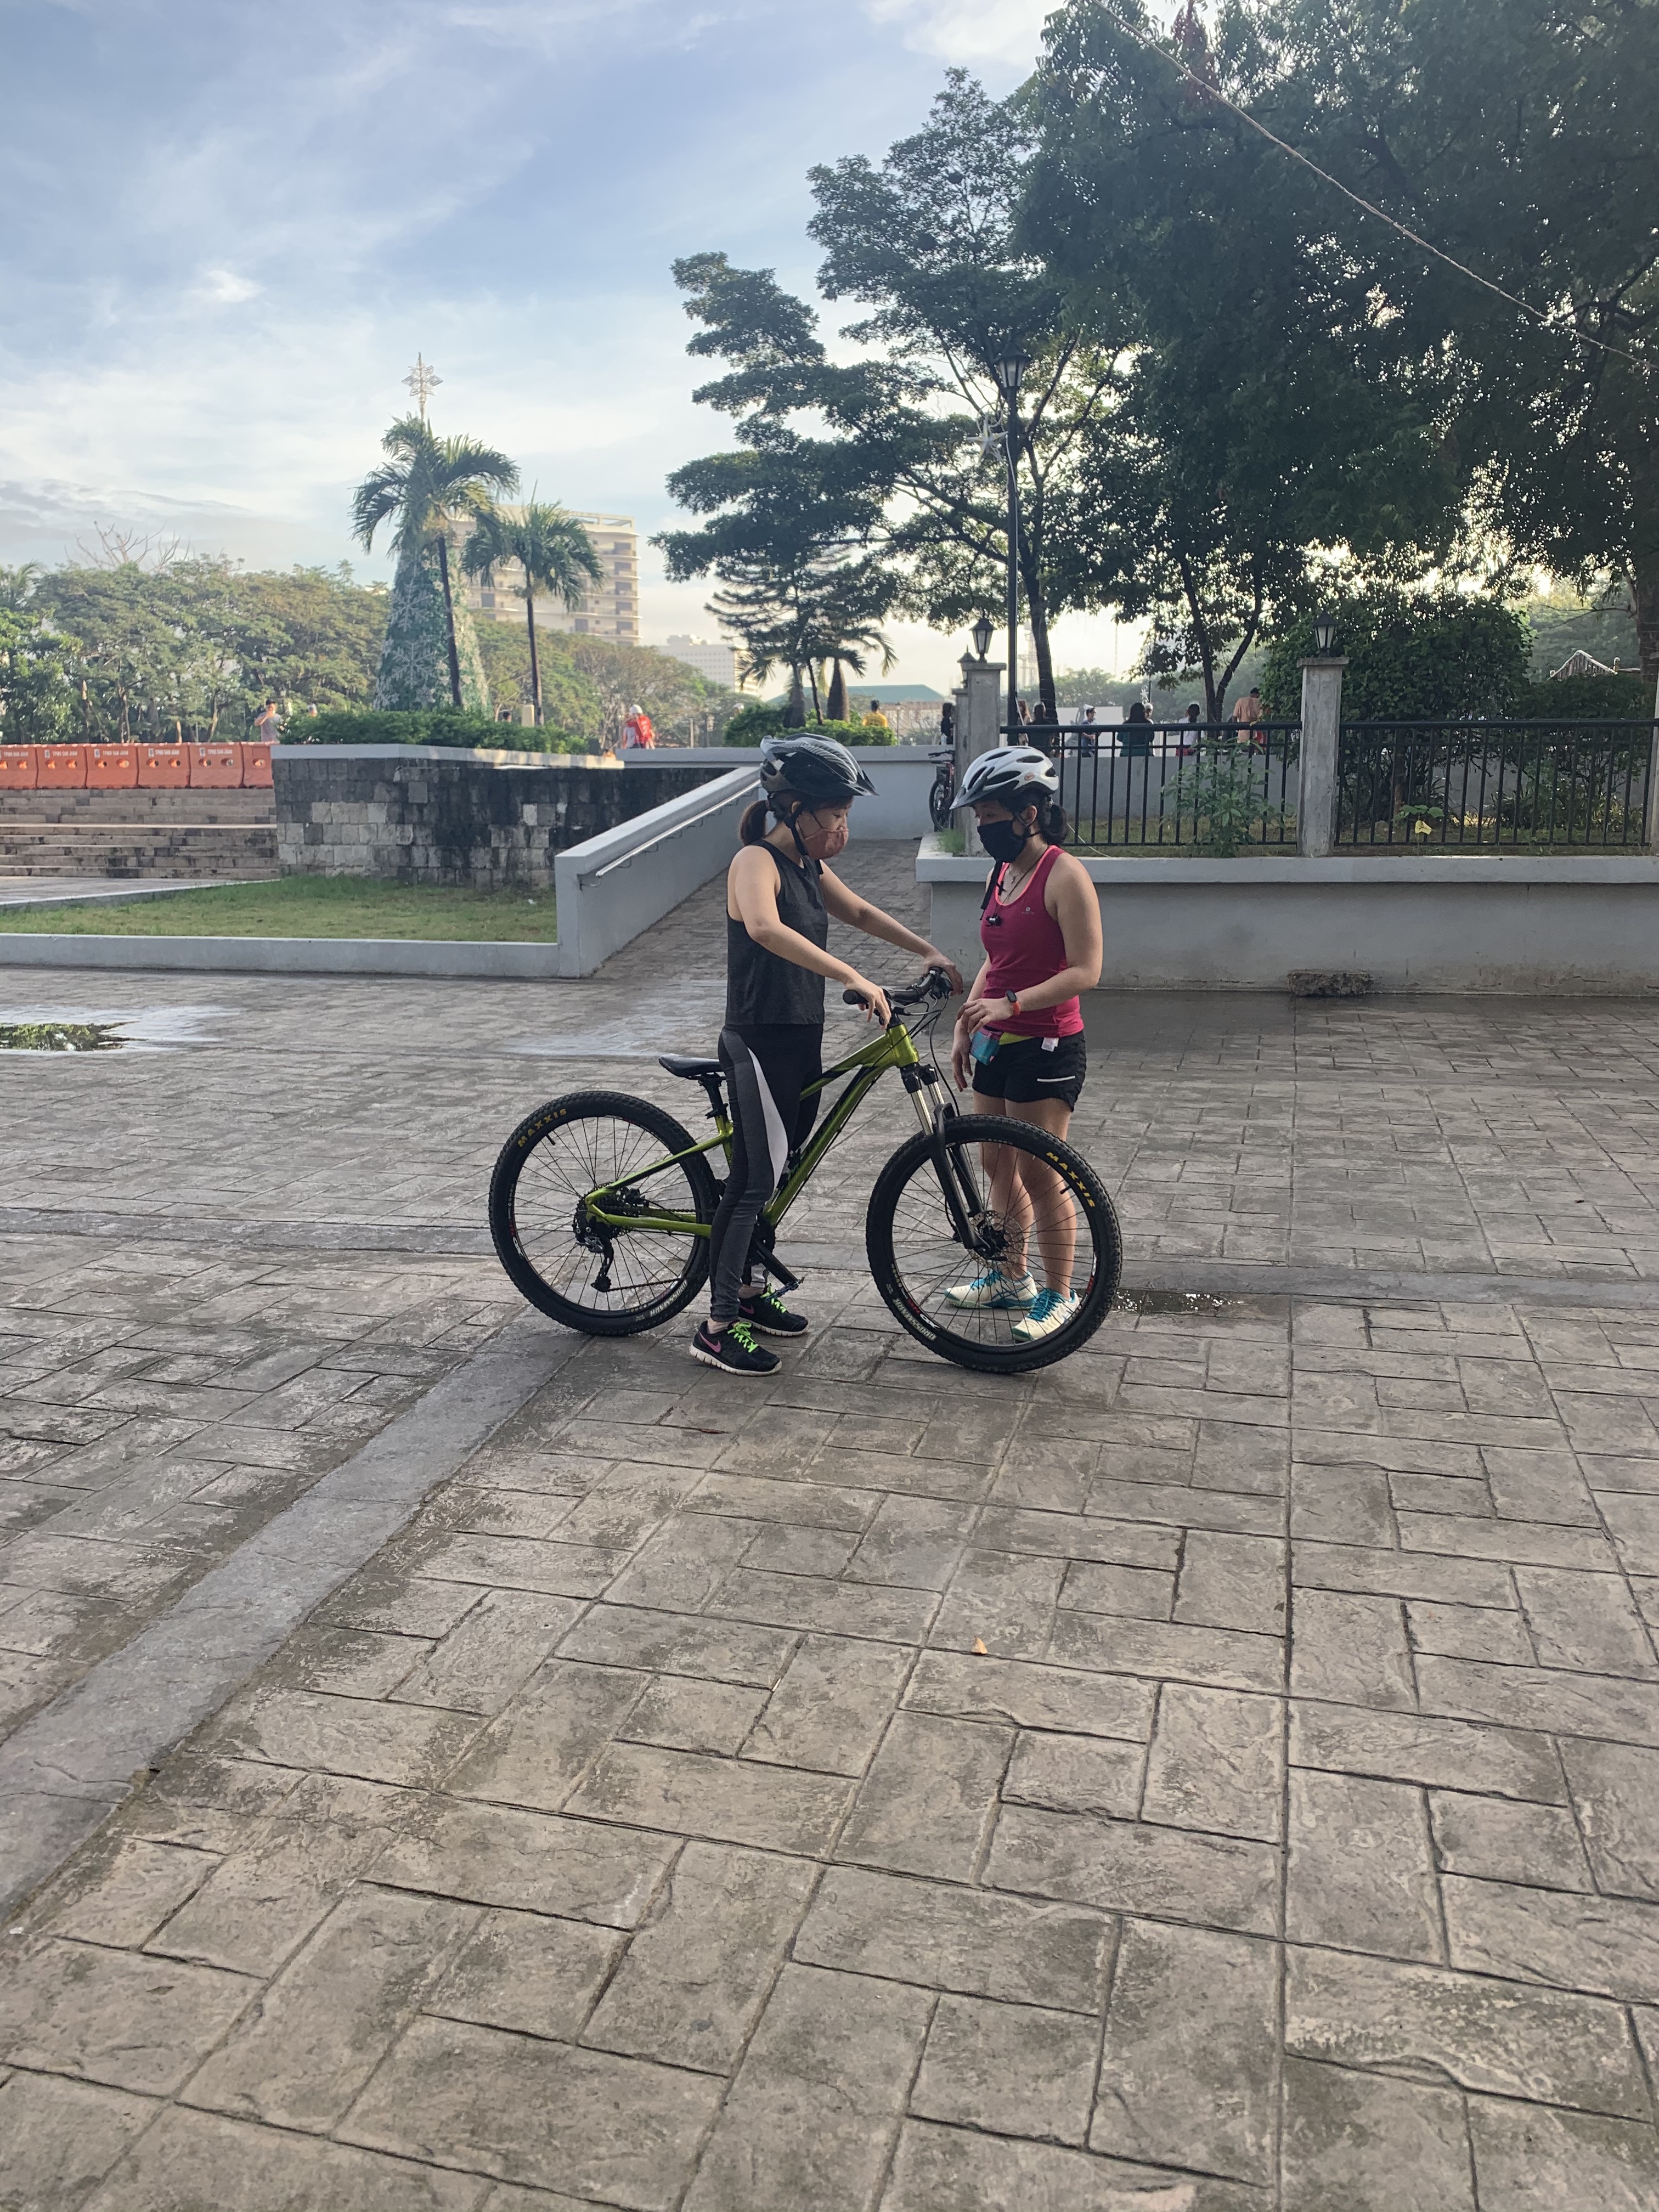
[
  {"xmin": 957, "ymin": 653, "xmax": 1006, "ymax": 857},
  {"xmin": 1646, "ymin": 673, "xmax": 1659, "ymax": 851},
  {"xmin": 1297, "ymin": 656, "xmax": 1348, "ymax": 859}
]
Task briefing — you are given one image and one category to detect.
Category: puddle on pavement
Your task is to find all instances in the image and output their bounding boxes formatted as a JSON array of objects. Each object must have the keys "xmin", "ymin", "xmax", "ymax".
[
  {"xmin": 0, "ymin": 1021, "xmax": 125, "ymax": 1052},
  {"xmin": 1119, "ymin": 1289, "xmax": 1250, "ymax": 1316}
]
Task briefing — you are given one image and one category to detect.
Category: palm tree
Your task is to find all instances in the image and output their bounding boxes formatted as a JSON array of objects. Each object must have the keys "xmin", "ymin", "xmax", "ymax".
[
  {"xmin": 352, "ymin": 416, "xmax": 518, "ymax": 709},
  {"xmin": 460, "ymin": 501, "xmax": 601, "ymax": 724}
]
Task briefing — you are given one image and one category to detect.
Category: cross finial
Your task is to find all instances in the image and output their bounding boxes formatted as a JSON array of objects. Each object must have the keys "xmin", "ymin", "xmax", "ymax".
[{"xmin": 404, "ymin": 354, "xmax": 442, "ymax": 421}]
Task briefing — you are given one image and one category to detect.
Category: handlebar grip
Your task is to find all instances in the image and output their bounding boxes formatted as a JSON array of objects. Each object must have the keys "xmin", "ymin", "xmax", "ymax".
[{"xmin": 842, "ymin": 988, "xmax": 870, "ymax": 1007}]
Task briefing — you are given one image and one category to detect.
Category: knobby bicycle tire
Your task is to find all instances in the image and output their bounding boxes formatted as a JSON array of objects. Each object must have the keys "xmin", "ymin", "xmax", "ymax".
[
  {"xmin": 928, "ymin": 772, "xmax": 955, "ymax": 831},
  {"xmin": 865, "ymin": 1113, "xmax": 1121, "ymax": 1372},
  {"xmin": 489, "ymin": 1090, "xmax": 719, "ymax": 1336}
]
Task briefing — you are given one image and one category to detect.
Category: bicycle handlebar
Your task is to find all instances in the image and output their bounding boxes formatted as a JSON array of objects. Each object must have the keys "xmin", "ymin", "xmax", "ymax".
[{"xmin": 841, "ymin": 968, "xmax": 955, "ymax": 1017}]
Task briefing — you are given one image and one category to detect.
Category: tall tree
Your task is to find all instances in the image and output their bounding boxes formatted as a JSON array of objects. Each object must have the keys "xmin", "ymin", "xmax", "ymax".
[
  {"xmin": 351, "ymin": 416, "xmax": 518, "ymax": 710},
  {"xmin": 1229, "ymin": 0, "xmax": 1659, "ymax": 681},
  {"xmin": 1024, "ymin": 1, "xmax": 1458, "ymax": 716},
  {"xmin": 460, "ymin": 501, "xmax": 601, "ymax": 725}
]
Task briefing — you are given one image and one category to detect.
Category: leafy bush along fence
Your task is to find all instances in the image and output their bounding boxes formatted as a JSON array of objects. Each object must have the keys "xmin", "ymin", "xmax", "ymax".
[
  {"xmin": 1043, "ymin": 724, "xmax": 1300, "ymax": 855},
  {"xmin": 1336, "ymin": 720, "xmax": 1657, "ymax": 849},
  {"xmin": 280, "ymin": 708, "xmax": 593, "ymax": 754}
]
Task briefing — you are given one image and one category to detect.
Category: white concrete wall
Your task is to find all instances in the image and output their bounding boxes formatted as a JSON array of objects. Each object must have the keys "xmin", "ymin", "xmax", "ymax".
[
  {"xmin": 918, "ymin": 837, "xmax": 1659, "ymax": 994},
  {"xmin": 555, "ymin": 765, "xmax": 758, "ymax": 976},
  {"xmin": 623, "ymin": 747, "xmax": 940, "ymax": 839}
]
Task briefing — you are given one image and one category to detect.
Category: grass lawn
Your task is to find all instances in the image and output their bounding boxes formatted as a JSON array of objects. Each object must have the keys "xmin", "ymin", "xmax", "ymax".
[{"xmin": 0, "ymin": 875, "xmax": 557, "ymax": 941}]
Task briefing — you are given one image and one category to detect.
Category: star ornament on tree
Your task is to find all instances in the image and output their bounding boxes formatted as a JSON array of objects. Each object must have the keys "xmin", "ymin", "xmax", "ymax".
[{"xmin": 404, "ymin": 354, "xmax": 442, "ymax": 421}]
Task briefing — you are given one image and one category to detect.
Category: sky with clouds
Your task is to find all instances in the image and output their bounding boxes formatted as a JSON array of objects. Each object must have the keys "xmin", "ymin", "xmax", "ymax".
[{"xmin": 0, "ymin": 0, "xmax": 1138, "ymax": 690}]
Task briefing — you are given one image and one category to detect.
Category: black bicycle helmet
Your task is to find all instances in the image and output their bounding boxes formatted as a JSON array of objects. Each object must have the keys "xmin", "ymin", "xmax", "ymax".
[
  {"xmin": 953, "ymin": 743, "xmax": 1060, "ymax": 808},
  {"xmin": 760, "ymin": 733, "xmax": 877, "ymax": 805}
]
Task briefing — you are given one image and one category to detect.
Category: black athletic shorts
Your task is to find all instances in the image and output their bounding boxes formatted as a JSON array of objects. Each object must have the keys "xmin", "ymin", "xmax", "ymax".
[{"xmin": 971, "ymin": 1031, "xmax": 1087, "ymax": 1110}]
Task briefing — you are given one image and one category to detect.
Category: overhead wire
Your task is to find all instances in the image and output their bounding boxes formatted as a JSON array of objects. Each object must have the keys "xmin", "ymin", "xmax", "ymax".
[{"xmin": 1090, "ymin": 4, "xmax": 1656, "ymax": 378}]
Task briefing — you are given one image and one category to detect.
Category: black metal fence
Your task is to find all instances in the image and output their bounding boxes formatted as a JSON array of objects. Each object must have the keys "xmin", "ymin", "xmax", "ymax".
[
  {"xmin": 1002, "ymin": 722, "xmax": 1301, "ymax": 850},
  {"xmin": 1336, "ymin": 720, "xmax": 1656, "ymax": 850}
]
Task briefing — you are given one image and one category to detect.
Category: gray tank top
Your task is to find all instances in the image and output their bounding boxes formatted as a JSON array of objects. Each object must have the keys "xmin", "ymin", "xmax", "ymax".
[{"xmin": 726, "ymin": 843, "xmax": 827, "ymax": 1028}]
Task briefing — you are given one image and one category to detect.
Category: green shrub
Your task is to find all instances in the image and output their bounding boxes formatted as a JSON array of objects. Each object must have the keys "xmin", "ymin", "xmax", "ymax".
[
  {"xmin": 283, "ymin": 707, "xmax": 590, "ymax": 753},
  {"xmin": 1261, "ymin": 591, "xmax": 1530, "ymax": 720},
  {"xmin": 721, "ymin": 710, "xmax": 899, "ymax": 749},
  {"xmin": 721, "ymin": 701, "xmax": 789, "ymax": 746},
  {"xmin": 1511, "ymin": 673, "xmax": 1651, "ymax": 719},
  {"xmin": 793, "ymin": 717, "xmax": 898, "ymax": 747}
]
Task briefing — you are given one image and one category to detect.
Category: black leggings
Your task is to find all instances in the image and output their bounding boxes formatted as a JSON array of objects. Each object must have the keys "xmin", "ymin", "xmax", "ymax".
[{"xmin": 708, "ymin": 1024, "xmax": 821, "ymax": 1324}]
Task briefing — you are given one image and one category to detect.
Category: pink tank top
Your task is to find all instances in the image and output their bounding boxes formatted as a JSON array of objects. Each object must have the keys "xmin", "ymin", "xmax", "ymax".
[{"xmin": 980, "ymin": 845, "xmax": 1082, "ymax": 1039}]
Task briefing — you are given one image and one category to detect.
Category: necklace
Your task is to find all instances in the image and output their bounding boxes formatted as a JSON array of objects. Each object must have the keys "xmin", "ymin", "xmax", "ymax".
[{"xmin": 1001, "ymin": 844, "xmax": 1045, "ymax": 901}]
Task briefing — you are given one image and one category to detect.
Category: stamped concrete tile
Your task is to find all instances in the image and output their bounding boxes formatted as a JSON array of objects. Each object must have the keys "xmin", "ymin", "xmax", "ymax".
[
  {"xmin": 1467, "ymin": 2095, "xmax": 1659, "ymax": 2212},
  {"xmin": 1290, "ymin": 1589, "xmax": 1414, "ymax": 1711},
  {"xmin": 557, "ymin": 1604, "xmax": 794, "ymax": 1686},
  {"xmin": 1404, "ymin": 1599, "xmax": 1532, "ymax": 1664},
  {"xmin": 183, "ymin": 1886, "xmax": 478, "ymax": 2131},
  {"xmin": 0, "ymin": 1933, "xmax": 255, "ymax": 2097},
  {"xmin": 567, "ymin": 1741, "xmax": 850, "ymax": 1853},
  {"xmin": 1284, "ymin": 1946, "xmax": 1647, "ymax": 2117},
  {"xmin": 796, "ymin": 1865, "xmax": 1109, "ymax": 2012},
  {"xmin": 985, "ymin": 1805, "xmax": 1280, "ymax": 1936},
  {"xmin": 1561, "ymin": 1740, "xmax": 1659, "ymax": 1899},
  {"xmin": 376, "ymin": 1799, "xmax": 673, "ymax": 1926},
  {"xmin": 1142, "ymin": 1685, "xmax": 1284, "ymax": 1842},
  {"xmin": 1280, "ymin": 2055, "xmax": 1474, "ymax": 2212},
  {"xmin": 622, "ymin": 1673, "xmax": 771, "ymax": 1756},
  {"xmin": 342, "ymin": 2013, "xmax": 721, "ymax": 2208},
  {"xmin": 425, "ymin": 1908, "xmax": 623, "ymax": 2044},
  {"xmin": 1513, "ymin": 1565, "xmax": 1658, "ymax": 1675},
  {"xmin": 975, "ymin": 1505, "xmax": 1180, "ymax": 1572},
  {"xmin": 912, "ymin": 1994, "xmax": 1097, "ymax": 2146},
  {"xmin": 882, "ymin": 2118, "xmax": 1262, "ymax": 2211},
  {"xmin": 743, "ymin": 1634, "xmax": 910, "ymax": 1775},
  {"xmin": 1173, "ymin": 1532, "xmax": 1286, "ymax": 1635},
  {"xmin": 1049, "ymin": 1612, "xmax": 1283, "ymax": 1694},
  {"xmin": 1004, "ymin": 1729, "xmax": 1145, "ymax": 1819},
  {"xmin": 392, "ymin": 1590, "xmax": 585, "ymax": 1714},
  {"xmin": 583, "ymin": 1841, "xmax": 816, "ymax": 2073},
  {"xmin": 1442, "ymin": 1872, "xmax": 1659, "ymax": 2002},
  {"xmin": 1289, "ymin": 1702, "xmax": 1566, "ymax": 1804},
  {"xmin": 1059, "ymin": 1558, "xmax": 1175, "ymax": 1622},
  {"xmin": 682, "ymin": 1964, "xmax": 930, "ymax": 2212},
  {"xmin": 1416, "ymin": 1655, "xmax": 1659, "ymax": 1746},
  {"xmin": 1429, "ymin": 1791, "xmax": 1592, "ymax": 1892},
  {"xmin": 845, "ymin": 1496, "xmax": 975, "ymax": 1590},
  {"xmin": 904, "ymin": 1651, "xmax": 1154, "ymax": 1741},
  {"xmin": 218, "ymin": 1689, "xmax": 482, "ymax": 1788},
  {"xmin": 36, "ymin": 1837, "xmax": 217, "ymax": 1948},
  {"xmin": 1091, "ymin": 1918, "xmax": 1278, "ymax": 2185},
  {"xmin": 444, "ymin": 1660, "xmax": 646, "ymax": 1812},
  {"xmin": 1288, "ymin": 1771, "xmax": 1443, "ymax": 1963},
  {"xmin": 82, "ymin": 2106, "xmax": 487, "ymax": 2212},
  {"xmin": 1293, "ymin": 1543, "xmax": 1514, "ymax": 1609},
  {"xmin": 708, "ymin": 1564, "xmax": 937, "ymax": 1644},
  {"xmin": 0, "ymin": 2067, "xmax": 155, "ymax": 2211},
  {"xmin": 837, "ymin": 1713, "xmax": 1011, "ymax": 1880}
]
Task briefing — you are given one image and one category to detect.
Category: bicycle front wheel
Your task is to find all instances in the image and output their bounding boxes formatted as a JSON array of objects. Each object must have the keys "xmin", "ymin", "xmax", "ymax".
[
  {"xmin": 866, "ymin": 1113, "xmax": 1120, "ymax": 1373},
  {"xmin": 489, "ymin": 1091, "xmax": 719, "ymax": 1336}
]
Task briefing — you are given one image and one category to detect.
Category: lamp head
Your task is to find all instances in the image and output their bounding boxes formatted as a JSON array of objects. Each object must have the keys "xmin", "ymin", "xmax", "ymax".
[
  {"xmin": 1312, "ymin": 610, "xmax": 1339, "ymax": 656},
  {"xmin": 991, "ymin": 353, "xmax": 1031, "ymax": 403},
  {"xmin": 971, "ymin": 615, "xmax": 994, "ymax": 661}
]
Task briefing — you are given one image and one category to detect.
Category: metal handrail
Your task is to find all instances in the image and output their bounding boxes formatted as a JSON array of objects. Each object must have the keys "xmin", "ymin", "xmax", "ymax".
[{"xmin": 577, "ymin": 780, "xmax": 759, "ymax": 886}]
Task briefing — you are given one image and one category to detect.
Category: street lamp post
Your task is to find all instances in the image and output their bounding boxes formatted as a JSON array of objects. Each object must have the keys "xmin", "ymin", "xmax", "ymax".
[{"xmin": 991, "ymin": 353, "xmax": 1030, "ymax": 742}]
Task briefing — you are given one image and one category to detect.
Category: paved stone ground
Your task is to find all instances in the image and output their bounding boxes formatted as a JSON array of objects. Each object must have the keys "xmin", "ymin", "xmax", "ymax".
[{"xmin": 2, "ymin": 841, "xmax": 1659, "ymax": 2209}]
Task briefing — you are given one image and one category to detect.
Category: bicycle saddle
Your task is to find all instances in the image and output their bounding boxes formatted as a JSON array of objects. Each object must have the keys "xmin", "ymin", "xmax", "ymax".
[{"xmin": 659, "ymin": 1055, "xmax": 723, "ymax": 1080}]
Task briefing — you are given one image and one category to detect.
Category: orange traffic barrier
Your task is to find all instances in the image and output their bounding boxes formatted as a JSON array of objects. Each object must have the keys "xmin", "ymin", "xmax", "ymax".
[
  {"xmin": 189, "ymin": 742, "xmax": 242, "ymax": 788},
  {"xmin": 86, "ymin": 743, "xmax": 138, "ymax": 789},
  {"xmin": 138, "ymin": 743, "xmax": 190, "ymax": 788},
  {"xmin": 0, "ymin": 746, "xmax": 38, "ymax": 789},
  {"xmin": 36, "ymin": 744, "xmax": 87, "ymax": 788},
  {"xmin": 240, "ymin": 742, "xmax": 273, "ymax": 787}
]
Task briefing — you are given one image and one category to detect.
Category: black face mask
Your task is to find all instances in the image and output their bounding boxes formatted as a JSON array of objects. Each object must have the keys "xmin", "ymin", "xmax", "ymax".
[{"xmin": 979, "ymin": 819, "xmax": 1031, "ymax": 864}]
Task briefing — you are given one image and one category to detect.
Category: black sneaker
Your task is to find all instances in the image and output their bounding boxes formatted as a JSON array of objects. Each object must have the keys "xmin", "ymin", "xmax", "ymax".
[
  {"xmin": 739, "ymin": 1285, "xmax": 810, "ymax": 1338},
  {"xmin": 691, "ymin": 1319, "xmax": 780, "ymax": 1375}
]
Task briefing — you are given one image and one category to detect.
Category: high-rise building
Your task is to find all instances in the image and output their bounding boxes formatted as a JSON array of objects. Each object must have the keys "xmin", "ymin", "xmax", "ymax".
[
  {"xmin": 664, "ymin": 634, "xmax": 738, "ymax": 689},
  {"xmin": 459, "ymin": 511, "xmax": 638, "ymax": 644}
]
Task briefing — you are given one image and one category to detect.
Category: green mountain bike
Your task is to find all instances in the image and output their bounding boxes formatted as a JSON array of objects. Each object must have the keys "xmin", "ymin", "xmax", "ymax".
[{"xmin": 488, "ymin": 972, "xmax": 1121, "ymax": 1374}]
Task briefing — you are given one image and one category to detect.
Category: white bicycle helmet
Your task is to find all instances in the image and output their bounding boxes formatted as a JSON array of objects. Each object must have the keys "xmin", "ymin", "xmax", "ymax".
[{"xmin": 953, "ymin": 744, "xmax": 1060, "ymax": 809}]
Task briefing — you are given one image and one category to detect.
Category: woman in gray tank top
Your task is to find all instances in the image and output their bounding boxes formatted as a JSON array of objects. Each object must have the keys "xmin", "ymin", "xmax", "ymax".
[{"xmin": 693, "ymin": 735, "xmax": 963, "ymax": 1377}]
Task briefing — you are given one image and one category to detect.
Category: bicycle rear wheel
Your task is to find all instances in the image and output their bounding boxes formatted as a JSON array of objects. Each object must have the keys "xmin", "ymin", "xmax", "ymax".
[
  {"xmin": 489, "ymin": 1091, "xmax": 719, "ymax": 1336},
  {"xmin": 866, "ymin": 1113, "xmax": 1120, "ymax": 1373}
]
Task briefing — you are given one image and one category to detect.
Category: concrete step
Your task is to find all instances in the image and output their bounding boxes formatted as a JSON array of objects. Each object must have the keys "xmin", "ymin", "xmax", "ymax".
[
  {"xmin": 1, "ymin": 788, "xmax": 276, "ymax": 826},
  {"xmin": 0, "ymin": 824, "xmax": 278, "ymax": 880}
]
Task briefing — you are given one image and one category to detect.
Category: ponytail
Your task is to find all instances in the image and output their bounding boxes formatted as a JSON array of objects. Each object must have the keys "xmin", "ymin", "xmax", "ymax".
[{"xmin": 740, "ymin": 791, "xmax": 808, "ymax": 844}]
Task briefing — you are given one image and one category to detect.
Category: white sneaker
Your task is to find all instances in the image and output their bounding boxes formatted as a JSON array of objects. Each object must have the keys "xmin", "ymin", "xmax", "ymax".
[
  {"xmin": 944, "ymin": 1268, "xmax": 1038, "ymax": 1311},
  {"xmin": 1010, "ymin": 1289, "xmax": 1081, "ymax": 1343}
]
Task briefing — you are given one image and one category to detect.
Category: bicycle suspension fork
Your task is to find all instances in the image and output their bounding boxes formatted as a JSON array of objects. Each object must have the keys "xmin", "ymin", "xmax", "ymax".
[{"xmin": 902, "ymin": 1064, "xmax": 988, "ymax": 1247}]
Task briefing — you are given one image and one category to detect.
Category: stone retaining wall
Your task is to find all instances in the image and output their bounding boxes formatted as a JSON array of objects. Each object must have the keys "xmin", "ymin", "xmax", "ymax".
[{"xmin": 273, "ymin": 748, "xmax": 725, "ymax": 888}]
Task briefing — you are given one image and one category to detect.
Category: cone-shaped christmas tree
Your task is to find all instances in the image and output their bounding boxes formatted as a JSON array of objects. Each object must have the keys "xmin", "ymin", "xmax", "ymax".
[
  {"xmin": 826, "ymin": 659, "xmax": 849, "ymax": 721},
  {"xmin": 373, "ymin": 539, "xmax": 489, "ymax": 713},
  {"xmin": 786, "ymin": 668, "xmax": 807, "ymax": 726}
]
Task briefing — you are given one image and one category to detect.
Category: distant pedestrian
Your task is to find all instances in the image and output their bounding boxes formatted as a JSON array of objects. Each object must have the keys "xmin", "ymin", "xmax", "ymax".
[
  {"xmin": 1230, "ymin": 687, "xmax": 1265, "ymax": 747},
  {"xmin": 622, "ymin": 703, "xmax": 657, "ymax": 749},
  {"xmin": 1179, "ymin": 701, "xmax": 1202, "ymax": 757},
  {"xmin": 1119, "ymin": 701, "xmax": 1154, "ymax": 759},
  {"xmin": 253, "ymin": 701, "xmax": 281, "ymax": 744},
  {"xmin": 864, "ymin": 700, "xmax": 891, "ymax": 736},
  {"xmin": 940, "ymin": 702, "xmax": 955, "ymax": 744}
]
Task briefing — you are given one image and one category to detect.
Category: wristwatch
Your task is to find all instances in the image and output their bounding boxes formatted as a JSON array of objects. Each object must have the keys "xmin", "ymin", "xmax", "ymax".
[{"xmin": 1004, "ymin": 991, "xmax": 1022, "ymax": 1015}]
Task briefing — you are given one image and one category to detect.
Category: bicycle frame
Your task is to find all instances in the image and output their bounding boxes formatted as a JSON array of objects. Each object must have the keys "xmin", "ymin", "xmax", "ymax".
[{"xmin": 581, "ymin": 1017, "xmax": 940, "ymax": 1241}]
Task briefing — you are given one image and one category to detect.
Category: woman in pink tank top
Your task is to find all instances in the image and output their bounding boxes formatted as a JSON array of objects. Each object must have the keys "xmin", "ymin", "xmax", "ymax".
[{"xmin": 947, "ymin": 747, "xmax": 1103, "ymax": 1347}]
